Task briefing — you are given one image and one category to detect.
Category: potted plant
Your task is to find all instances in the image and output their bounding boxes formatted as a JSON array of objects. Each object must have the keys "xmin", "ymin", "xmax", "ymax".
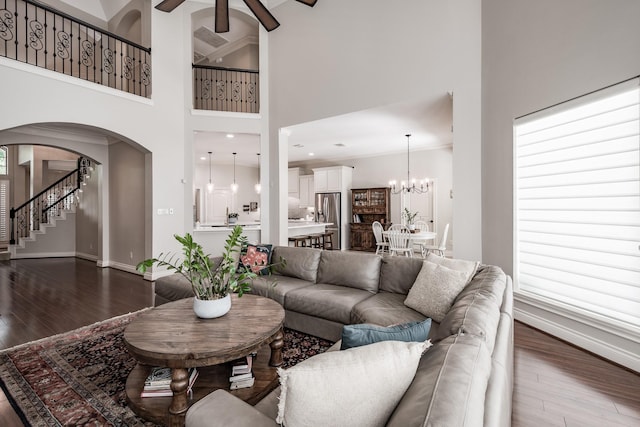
[
  {"xmin": 403, "ymin": 208, "xmax": 419, "ymax": 230},
  {"xmin": 228, "ymin": 212, "xmax": 239, "ymax": 225},
  {"xmin": 136, "ymin": 225, "xmax": 280, "ymax": 318}
]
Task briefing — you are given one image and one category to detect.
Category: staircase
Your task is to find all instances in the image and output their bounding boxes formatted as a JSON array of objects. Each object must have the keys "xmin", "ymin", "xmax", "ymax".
[{"xmin": 9, "ymin": 157, "xmax": 92, "ymax": 259}]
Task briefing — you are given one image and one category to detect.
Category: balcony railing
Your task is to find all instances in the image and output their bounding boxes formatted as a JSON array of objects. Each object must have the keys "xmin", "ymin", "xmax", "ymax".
[
  {"xmin": 0, "ymin": 0, "xmax": 151, "ymax": 97},
  {"xmin": 193, "ymin": 64, "xmax": 259, "ymax": 113}
]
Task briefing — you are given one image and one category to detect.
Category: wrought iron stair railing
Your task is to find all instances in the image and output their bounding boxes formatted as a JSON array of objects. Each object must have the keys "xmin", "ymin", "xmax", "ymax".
[
  {"xmin": 9, "ymin": 156, "xmax": 92, "ymax": 245},
  {"xmin": 0, "ymin": 0, "xmax": 152, "ymax": 97}
]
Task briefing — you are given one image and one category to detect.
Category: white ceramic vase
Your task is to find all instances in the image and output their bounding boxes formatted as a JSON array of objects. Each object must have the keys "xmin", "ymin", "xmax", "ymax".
[{"xmin": 193, "ymin": 294, "xmax": 231, "ymax": 319}]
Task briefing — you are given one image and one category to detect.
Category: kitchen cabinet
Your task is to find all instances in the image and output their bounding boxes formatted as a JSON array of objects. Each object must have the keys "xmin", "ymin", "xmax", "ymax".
[
  {"xmin": 299, "ymin": 175, "xmax": 314, "ymax": 207},
  {"xmin": 313, "ymin": 166, "xmax": 352, "ymax": 193},
  {"xmin": 288, "ymin": 167, "xmax": 300, "ymax": 196},
  {"xmin": 350, "ymin": 187, "xmax": 391, "ymax": 251}
]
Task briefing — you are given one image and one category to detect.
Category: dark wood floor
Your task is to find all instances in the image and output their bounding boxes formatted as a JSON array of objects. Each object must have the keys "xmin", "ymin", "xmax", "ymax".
[{"xmin": 1, "ymin": 258, "xmax": 639, "ymax": 426}]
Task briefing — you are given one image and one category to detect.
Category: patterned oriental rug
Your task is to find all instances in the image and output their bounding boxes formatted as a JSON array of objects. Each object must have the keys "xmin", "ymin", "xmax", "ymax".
[{"xmin": 0, "ymin": 309, "xmax": 333, "ymax": 426}]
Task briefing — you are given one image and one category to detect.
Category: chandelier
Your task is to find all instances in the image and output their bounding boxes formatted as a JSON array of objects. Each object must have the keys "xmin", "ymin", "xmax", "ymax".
[{"xmin": 389, "ymin": 134, "xmax": 430, "ymax": 194}]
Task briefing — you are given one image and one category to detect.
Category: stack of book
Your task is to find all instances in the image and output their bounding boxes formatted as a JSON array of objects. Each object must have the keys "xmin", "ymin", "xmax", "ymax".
[
  {"xmin": 229, "ymin": 353, "xmax": 256, "ymax": 390},
  {"xmin": 141, "ymin": 367, "xmax": 198, "ymax": 398}
]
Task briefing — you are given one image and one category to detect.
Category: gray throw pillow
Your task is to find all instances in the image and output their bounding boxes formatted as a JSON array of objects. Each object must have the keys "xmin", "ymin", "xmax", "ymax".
[
  {"xmin": 340, "ymin": 319, "xmax": 432, "ymax": 350},
  {"xmin": 404, "ymin": 261, "xmax": 469, "ymax": 322}
]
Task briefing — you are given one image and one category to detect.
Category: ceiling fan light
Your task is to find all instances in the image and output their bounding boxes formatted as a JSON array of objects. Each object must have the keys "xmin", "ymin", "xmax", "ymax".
[{"xmin": 243, "ymin": 0, "xmax": 280, "ymax": 32}]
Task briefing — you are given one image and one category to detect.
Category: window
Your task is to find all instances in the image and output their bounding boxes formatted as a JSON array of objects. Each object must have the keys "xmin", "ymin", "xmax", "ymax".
[
  {"xmin": 514, "ymin": 78, "xmax": 640, "ymax": 332},
  {"xmin": 0, "ymin": 146, "xmax": 7, "ymax": 175}
]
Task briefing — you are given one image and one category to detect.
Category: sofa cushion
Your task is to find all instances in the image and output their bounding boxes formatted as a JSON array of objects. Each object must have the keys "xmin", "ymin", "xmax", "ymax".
[
  {"xmin": 276, "ymin": 340, "xmax": 430, "ymax": 427},
  {"xmin": 271, "ymin": 246, "xmax": 322, "ymax": 283},
  {"xmin": 386, "ymin": 334, "xmax": 492, "ymax": 427},
  {"xmin": 379, "ymin": 255, "xmax": 424, "ymax": 294},
  {"xmin": 154, "ymin": 273, "xmax": 193, "ymax": 304},
  {"xmin": 316, "ymin": 250, "xmax": 382, "ymax": 293},
  {"xmin": 435, "ymin": 265, "xmax": 507, "ymax": 353},
  {"xmin": 285, "ymin": 284, "xmax": 374, "ymax": 324},
  {"xmin": 404, "ymin": 261, "xmax": 470, "ymax": 322},
  {"xmin": 340, "ymin": 319, "xmax": 432, "ymax": 350},
  {"xmin": 351, "ymin": 292, "xmax": 429, "ymax": 327},
  {"xmin": 250, "ymin": 275, "xmax": 313, "ymax": 306}
]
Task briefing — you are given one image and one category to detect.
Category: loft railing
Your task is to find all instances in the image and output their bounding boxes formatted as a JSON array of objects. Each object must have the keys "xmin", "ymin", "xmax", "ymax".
[
  {"xmin": 0, "ymin": 0, "xmax": 152, "ymax": 97},
  {"xmin": 193, "ymin": 64, "xmax": 259, "ymax": 113},
  {"xmin": 9, "ymin": 156, "xmax": 92, "ymax": 244}
]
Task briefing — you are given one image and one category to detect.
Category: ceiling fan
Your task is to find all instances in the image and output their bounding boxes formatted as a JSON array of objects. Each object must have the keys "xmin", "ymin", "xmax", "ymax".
[{"xmin": 155, "ymin": 0, "xmax": 317, "ymax": 32}]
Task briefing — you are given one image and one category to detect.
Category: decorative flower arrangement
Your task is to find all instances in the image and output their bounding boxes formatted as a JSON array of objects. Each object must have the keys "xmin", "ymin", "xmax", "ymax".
[{"xmin": 403, "ymin": 208, "xmax": 419, "ymax": 225}]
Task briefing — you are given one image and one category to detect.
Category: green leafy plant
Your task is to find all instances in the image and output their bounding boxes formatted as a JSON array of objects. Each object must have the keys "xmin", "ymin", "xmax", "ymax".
[
  {"xmin": 403, "ymin": 208, "xmax": 419, "ymax": 225},
  {"xmin": 136, "ymin": 225, "xmax": 282, "ymax": 300}
]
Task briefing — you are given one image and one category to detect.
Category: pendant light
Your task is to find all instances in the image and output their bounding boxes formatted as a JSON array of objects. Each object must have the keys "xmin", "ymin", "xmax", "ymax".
[
  {"xmin": 207, "ymin": 151, "xmax": 214, "ymax": 193},
  {"xmin": 389, "ymin": 134, "xmax": 430, "ymax": 194},
  {"xmin": 231, "ymin": 152, "xmax": 238, "ymax": 193},
  {"xmin": 254, "ymin": 153, "xmax": 261, "ymax": 194}
]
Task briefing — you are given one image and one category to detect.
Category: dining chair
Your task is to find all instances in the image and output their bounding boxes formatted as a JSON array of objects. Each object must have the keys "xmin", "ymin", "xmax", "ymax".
[
  {"xmin": 372, "ymin": 221, "xmax": 388, "ymax": 255},
  {"xmin": 386, "ymin": 229, "xmax": 413, "ymax": 257},
  {"xmin": 412, "ymin": 221, "xmax": 430, "ymax": 257},
  {"xmin": 388, "ymin": 224, "xmax": 410, "ymax": 232},
  {"xmin": 422, "ymin": 223, "xmax": 449, "ymax": 257}
]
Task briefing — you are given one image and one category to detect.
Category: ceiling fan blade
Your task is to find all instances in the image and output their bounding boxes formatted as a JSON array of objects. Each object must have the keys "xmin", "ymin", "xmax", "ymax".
[
  {"xmin": 295, "ymin": 0, "xmax": 318, "ymax": 6},
  {"xmin": 243, "ymin": 0, "xmax": 280, "ymax": 32},
  {"xmin": 215, "ymin": 0, "xmax": 230, "ymax": 33},
  {"xmin": 155, "ymin": 0, "xmax": 186, "ymax": 12}
]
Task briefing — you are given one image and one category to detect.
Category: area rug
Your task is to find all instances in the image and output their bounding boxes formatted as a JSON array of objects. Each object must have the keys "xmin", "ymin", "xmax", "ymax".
[{"xmin": 0, "ymin": 310, "xmax": 334, "ymax": 426}]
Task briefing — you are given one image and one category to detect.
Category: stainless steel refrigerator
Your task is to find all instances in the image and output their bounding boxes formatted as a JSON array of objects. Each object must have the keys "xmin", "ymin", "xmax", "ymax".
[{"xmin": 315, "ymin": 192, "xmax": 341, "ymax": 250}]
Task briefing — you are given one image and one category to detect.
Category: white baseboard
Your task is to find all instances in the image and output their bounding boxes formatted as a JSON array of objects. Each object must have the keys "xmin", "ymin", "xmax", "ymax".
[
  {"xmin": 514, "ymin": 295, "xmax": 640, "ymax": 373},
  {"xmin": 76, "ymin": 252, "xmax": 98, "ymax": 262},
  {"xmin": 12, "ymin": 251, "xmax": 76, "ymax": 259},
  {"xmin": 100, "ymin": 260, "xmax": 140, "ymax": 275}
]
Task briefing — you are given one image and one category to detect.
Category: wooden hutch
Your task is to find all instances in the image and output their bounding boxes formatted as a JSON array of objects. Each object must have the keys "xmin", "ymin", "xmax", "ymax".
[{"xmin": 349, "ymin": 187, "xmax": 391, "ymax": 251}]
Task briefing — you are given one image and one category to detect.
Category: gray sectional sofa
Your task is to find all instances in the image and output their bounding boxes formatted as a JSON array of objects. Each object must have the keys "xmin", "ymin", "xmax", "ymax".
[{"xmin": 154, "ymin": 246, "xmax": 513, "ymax": 427}]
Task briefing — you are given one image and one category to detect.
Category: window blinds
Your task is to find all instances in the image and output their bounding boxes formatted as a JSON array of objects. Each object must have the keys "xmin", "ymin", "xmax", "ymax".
[{"xmin": 514, "ymin": 78, "xmax": 640, "ymax": 331}]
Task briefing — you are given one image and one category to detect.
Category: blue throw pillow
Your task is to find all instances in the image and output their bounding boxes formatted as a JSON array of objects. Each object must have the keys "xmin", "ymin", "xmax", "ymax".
[{"xmin": 340, "ymin": 318, "xmax": 432, "ymax": 350}]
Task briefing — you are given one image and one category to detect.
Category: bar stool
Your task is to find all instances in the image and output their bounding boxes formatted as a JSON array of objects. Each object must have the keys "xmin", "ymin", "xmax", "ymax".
[
  {"xmin": 308, "ymin": 233, "xmax": 325, "ymax": 249},
  {"xmin": 322, "ymin": 231, "xmax": 334, "ymax": 250},
  {"xmin": 288, "ymin": 236, "xmax": 309, "ymax": 247}
]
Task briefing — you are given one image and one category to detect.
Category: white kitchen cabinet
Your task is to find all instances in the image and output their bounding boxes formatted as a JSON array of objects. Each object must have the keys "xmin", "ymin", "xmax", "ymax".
[
  {"xmin": 313, "ymin": 166, "xmax": 351, "ymax": 193},
  {"xmin": 288, "ymin": 167, "xmax": 300, "ymax": 196},
  {"xmin": 299, "ymin": 175, "xmax": 314, "ymax": 207}
]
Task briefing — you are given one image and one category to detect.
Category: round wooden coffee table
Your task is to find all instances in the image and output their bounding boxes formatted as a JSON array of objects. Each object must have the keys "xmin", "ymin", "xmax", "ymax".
[{"xmin": 123, "ymin": 294, "xmax": 285, "ymax": 427}]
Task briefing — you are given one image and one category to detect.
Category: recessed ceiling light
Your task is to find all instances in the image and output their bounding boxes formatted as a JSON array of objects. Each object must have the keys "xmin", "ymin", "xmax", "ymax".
[
  {"xmin": 200, "ymin": 156, "xmax": 206, "ymax": 160},
  {"xmin": 226, "ymin": 134, "xmax": 234, "ymax": 138},
  {"xmin": 309, "ymin": 152, "xmax": 315, "ymax": 156}
]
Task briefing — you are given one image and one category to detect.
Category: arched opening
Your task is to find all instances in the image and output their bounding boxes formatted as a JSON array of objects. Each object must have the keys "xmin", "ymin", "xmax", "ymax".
[{"xmin": 0, "ymin": 123, "xmax": 151, "ymax": 271}]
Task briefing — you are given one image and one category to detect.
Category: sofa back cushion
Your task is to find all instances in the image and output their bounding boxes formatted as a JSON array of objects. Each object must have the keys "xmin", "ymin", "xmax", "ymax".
[
  {"xmin": 271, "ymin": 246, "xmax": 322, "ymax": 283},
  {"xmin": 316, "ymin": 250, "xmax": 381, "ymax": 293},
  {"xmin": 434, "ymin": 265, "xmax": 507, "ymax": 354},
  {"xmin": 379, "ymin": 255, "xmax": 424, "ymax": 294}
]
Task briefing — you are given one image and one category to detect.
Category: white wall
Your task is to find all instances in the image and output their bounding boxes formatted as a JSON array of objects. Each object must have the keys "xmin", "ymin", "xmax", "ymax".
[
  {"xmin": 268, "ymin": 0, "xmax": 481, "ymax": 258},
  {"xmin": 482, "ymin": 0, "xmax": 640, "ymax": 370}
]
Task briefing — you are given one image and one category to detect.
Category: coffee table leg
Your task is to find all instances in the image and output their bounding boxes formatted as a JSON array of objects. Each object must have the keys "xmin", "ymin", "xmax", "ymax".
[
  {"xmin": 168, "ymin": 367, "xmax": 189, "ymax": 426},
  {"xmin": 269, "ymin": 328, "xmax": 284, "ymax": 367}
]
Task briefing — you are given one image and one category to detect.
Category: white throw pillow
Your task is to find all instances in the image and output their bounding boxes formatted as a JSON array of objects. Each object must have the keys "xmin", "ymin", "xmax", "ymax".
[
  {"xmin": 276, "ymin": 340, "xmax": 430, "ymax": 427},
  {"xmin": 404, "ymin": 261, "xmax": 469, "ymax": 322},
  {"xmin": 426, "ymin": 254, "xmax": 480, "ymax": 284}
]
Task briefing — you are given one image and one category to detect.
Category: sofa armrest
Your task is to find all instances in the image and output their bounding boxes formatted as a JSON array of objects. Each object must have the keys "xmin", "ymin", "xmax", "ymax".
[{"xmin": 186, "ymin": 389, "xmax": 278, "ymax": 427}]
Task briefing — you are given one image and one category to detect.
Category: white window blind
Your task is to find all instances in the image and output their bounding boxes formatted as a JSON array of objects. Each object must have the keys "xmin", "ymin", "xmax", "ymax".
[
  {"xmin": 0, "ymin": 180, "xmax": 8, "ymax": 243},
  {"xmin": 514, "ymin": 78, "xmax": 640, "ymax": 331}
]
